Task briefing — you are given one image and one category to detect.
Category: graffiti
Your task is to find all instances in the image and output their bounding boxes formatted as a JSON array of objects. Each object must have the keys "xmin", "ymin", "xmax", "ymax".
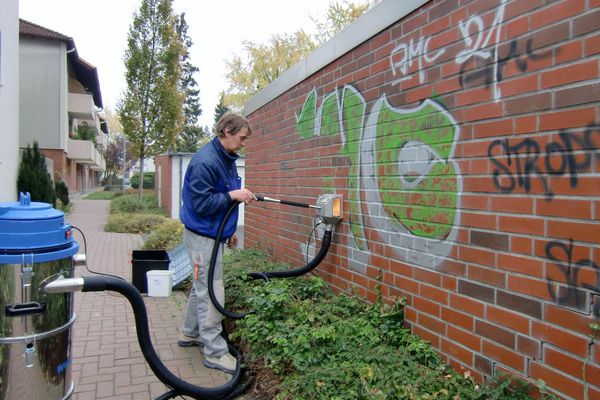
[
  {"xmin": 297, "ymin": 85, "xmax": 462, "ymax": 269},
  {"xmin": 455, "ymin": 0, "xmax": 506, "ymax": 99},
  {"xmin": 489, "ymin": 125, "xmax": 600, "ymax": 199},
  {"xmin": 546, "ymin": 239, "xmax": 600, "ymax": 318},
  {"xmin": 459, "ymin": 37, "xmax": 552, "ymax": 96},
  {"xmin": 390, "ymin": 36, "xmax": 446, "ymax": 86}
]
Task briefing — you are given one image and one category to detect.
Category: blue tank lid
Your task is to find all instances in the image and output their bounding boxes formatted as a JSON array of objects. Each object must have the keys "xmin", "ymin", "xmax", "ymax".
[{"xmin": 0, "ymin": 192, "xmax": 79, "ymax": 263}]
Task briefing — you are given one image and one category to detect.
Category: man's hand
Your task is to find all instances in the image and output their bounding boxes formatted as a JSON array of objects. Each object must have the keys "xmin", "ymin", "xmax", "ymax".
[
  {"xmin": 229, "ymin": 188, "xmax": 257, "ymax": 205},
  {"xmin": 227, "ymin": 234, "xmax": 238, "ymax": 249}
]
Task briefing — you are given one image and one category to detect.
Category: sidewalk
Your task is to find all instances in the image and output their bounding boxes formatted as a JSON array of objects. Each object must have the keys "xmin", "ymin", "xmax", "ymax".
[{"xmin": 66, "ymin": 198, "xmax": 239, "ymax": 399}]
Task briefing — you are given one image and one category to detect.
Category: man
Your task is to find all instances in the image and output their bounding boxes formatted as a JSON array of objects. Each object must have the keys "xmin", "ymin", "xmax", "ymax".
[{"xmin": 178, "ymin": 112, "xmax": 256, "ymax": 373}]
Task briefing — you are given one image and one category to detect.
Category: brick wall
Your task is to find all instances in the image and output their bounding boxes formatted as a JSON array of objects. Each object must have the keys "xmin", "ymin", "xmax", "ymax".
[{"xmin": 243, "ymin": 0, "xmax": 600, "ymax": 398}]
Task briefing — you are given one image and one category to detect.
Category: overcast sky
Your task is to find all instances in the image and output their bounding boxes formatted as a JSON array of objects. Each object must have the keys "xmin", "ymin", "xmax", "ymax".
[{"xmin": 18, "ymin": 0, "xmax": 333, "ymax": 130}]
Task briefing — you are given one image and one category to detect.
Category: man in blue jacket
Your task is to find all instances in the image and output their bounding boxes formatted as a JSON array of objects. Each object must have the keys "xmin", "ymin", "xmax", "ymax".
[{"xmin": 178, "ymin": 112, "xmax": 256, "ymax": 374}]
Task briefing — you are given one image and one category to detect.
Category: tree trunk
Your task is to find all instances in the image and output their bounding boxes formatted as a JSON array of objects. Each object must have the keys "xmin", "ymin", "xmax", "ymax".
[{"xmin": 138, "ymin": 156, "xmax": 145, "ymax": 205}]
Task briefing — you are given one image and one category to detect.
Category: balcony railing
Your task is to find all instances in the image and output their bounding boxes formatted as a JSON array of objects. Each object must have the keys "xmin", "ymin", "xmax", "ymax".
[{"xmin": 67, "ymin": 138, "xmax": 104, "ymax": 171}]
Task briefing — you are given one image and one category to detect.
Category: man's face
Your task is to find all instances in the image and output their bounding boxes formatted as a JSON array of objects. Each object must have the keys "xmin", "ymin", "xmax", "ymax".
[{"xmin": 221, "ymin": 127, "xmax": 250, "ymax": 154}]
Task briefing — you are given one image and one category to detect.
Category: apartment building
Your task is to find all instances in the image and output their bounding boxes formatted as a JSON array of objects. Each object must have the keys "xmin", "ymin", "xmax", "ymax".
[{"xmin": 19, "ymin": 19, "xmax": 107, "ymax": 193}]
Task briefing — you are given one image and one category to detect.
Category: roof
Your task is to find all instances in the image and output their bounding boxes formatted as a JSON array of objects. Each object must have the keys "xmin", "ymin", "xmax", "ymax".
[{"xmin": 19, "ymin": 19, "xmax": 104, "ymax": 109}]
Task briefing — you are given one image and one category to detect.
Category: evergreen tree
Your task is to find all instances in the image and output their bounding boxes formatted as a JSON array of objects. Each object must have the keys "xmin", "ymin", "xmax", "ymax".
[
  {"xmin": 16, "ymin": 141, "xmax": 56, "ymax": 205},
  {"xmin": 213, "ymin": 92, "xmax": 230, "ymax": 128},
  {"xmin": 173, "ymin": 12, "xmax": 206, "ymax": 152},
  {"xmin": 117, "ymin": 0, "xmax": 184, "ymax": 202}
]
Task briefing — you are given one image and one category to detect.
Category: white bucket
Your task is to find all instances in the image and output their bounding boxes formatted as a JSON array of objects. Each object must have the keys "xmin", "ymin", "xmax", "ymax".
[{"xmin": 146, "ymin": 270, "xmax": 173, "ymax": 297}]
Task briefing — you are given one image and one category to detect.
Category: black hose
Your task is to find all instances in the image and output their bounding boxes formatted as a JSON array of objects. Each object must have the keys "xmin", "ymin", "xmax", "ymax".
[
  {"xmin": 207, "ymin": 201, "xmax": 333, "ymax": 320},
  {"xmin": 81, "ymin": 275, "xmax": 247, "ymax": 400}
]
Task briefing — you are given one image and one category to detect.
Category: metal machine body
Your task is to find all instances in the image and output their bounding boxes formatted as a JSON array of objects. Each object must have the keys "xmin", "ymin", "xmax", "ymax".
[{"xmin": 0, "ymin": 193, "xmax": 79, "ymax": 399}]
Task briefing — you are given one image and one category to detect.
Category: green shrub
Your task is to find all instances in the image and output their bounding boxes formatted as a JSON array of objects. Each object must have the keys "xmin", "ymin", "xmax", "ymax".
[
  {"xmin": 110, "ymin": 191, "xmax": 165, "ymax": 215},
  {"xmin": 223, "ymin": 249, "xmax": 558, "ymax": 400},
  {"xmin": 54, "ymin": 180, "xmax": 69, "ymax": 206},
  {"xmin": 143, "ymin": 219, "xmax": 183, "ymax": 250},
  {"xmin": 104, "ymin": 213, "xmax": 167, "ymax": 234},
  {"xmin": 130, "ymin": 172, "xmax": 155, "ymax": 189},
  {"xmin": 17, "ymin": 141, "xmax": 56, "ymax": 205}
]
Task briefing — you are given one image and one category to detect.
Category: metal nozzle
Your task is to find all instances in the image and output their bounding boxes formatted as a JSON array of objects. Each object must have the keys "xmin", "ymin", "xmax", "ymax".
[{"xmin": 44, "ymin": 277, "xmax": 85, "ymax": 294}]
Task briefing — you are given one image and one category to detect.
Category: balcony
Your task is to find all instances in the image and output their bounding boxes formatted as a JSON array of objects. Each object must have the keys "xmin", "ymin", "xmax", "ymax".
[
  {"xmin": 69, "ymin": 93, "xmax": 102, "ymax": 135},
  {"xmin": 67, "ymin": 138, "xmax": 104, "ymax": 171},
  {"xmin": 68, "ymin": 92, "xmax": 96, "ymax": 120}
]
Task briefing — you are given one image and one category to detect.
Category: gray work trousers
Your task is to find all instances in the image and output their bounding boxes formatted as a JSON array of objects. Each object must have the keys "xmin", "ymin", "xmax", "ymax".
[{"xmin": 181, "ymin": 229, "xmax": 227, "ymax": 357}]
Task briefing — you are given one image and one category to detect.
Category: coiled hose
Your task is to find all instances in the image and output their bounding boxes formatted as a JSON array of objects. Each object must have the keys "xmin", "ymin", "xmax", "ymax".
[
  {"xmin": 207, "ymin": 201, "xmax": 333, "ymax": 320},
  {"xmin": 79, "ymin": 275, "xmax": 250, "ymax": 400}
]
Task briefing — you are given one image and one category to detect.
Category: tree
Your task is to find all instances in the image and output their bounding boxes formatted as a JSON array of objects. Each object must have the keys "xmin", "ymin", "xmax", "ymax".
[
  {"xmin": 117, "ymin": 0, "xmax": 184, "ymax": 202},
  {"xmin": 17, "ymin": 141, "xmax": 56, "ymax": 205},
  {"xmin": 104, "ymin": 135, "xmax": 134, "ymax": 187},
  {"xmin": 224, "ymin": 30, "xmax": 315, "ymax": 110},
  {"xmin": 173, "ymin": 12, "xmax": 207, "ymax": 153},
  {"xmin": 312, "ymin": 0, "xmax": 373, "ymax": 45},
  {"xmin": 223, "ymin": 1, "xmax": 373, "ymax": 110},
  {"xmin": 213, "ymin": 92, "xmax": 230, "ymax": 127}
]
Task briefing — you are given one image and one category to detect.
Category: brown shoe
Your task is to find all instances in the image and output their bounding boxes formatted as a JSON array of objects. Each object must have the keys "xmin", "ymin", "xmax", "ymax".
[
  {"xmin": 178, "ymin": 333, "xmax": 203, "ymax": 347},
  {"xmin": 203, "ymin": 352, "xmax": 237, "ymax": 374}
]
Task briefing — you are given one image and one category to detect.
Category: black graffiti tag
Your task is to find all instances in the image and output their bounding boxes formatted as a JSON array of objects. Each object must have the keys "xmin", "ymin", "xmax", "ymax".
[
  {"xmin": 459, "ymin": 38, "xmax": 552, "ymax": 91},
  {"xmin": 489, "ymin": 124, "xmax": 600, "ymax": 199},
  {"xmin": 546, "ymin": 240, "xmax": 600, "ymax": 318}
]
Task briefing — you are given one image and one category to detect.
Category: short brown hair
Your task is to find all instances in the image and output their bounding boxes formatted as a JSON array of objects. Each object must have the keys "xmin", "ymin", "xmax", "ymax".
[{"xmin": 214, "ymin": 112, "xmax": 252, "ymax": 137}]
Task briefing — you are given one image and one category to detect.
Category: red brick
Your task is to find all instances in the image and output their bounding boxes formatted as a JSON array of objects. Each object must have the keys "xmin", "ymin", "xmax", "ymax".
[
  {"xmin": 487, "ymin": 305, "xmax": 530, "ymax": 334},
  {"xmin": 513, "ymin": 115, "xmax": 537, "ymax": 134},
  {"xmin": 472, "ymin": 118, "xmax": 513, "ymax": 139},
  {"xmin": 463, "ymin": 102, "xmax": 505, "ymax": 123},
  {"xmin": 507, "ymin": 275, "xmax": 550, "ymax": 300},
  {"xmin": 517, "ymin": 335, "xmax": 541, "ymax": 359},
  {"xmin": 467, "ymin": 265, "xmax": 505, "ymax": 287},
  {"xmin": 414, "ymin": 267, "xmax": 441, "ymax": 287},
  {"xmin": 459, "ymin": 246, "xmax": 496, "ymax": 267},
  {"xmin": 505, "ymin": 15, "xmax": 529, "ymax": 38},
  {"xmin": 530, "ymin": 0, "xmax": 585, "ymax": 30},
  {"xmin": 498, "ymin": 74, "xmax": 538, "ymax": 98},
  {"xmin": 539, "ymin": 107, "xmax": 596, "ymax": 131},
  {"xmin": 536, "ymin": 198, "xmax": 592, "ymax": 219},
  {"xmin": 498, "ymin": 253, "xmax": 544, "ymax": 278},
  {"xmin": 447, "ymin": 325, "xmax": 481, "ymax": 351},
  {"xmin": 529, "ymin": 361, "xmax": 585, "ymax": 399},
  {"xmin": 547, "ymin": 219, "xmax": 600, "ymax": 244},
  {"xmin": 450, "ymin": 293, "xmax": 485, "ymax": 318},
  {"xmin": 442, "ymin": 306, "xmax": 474, "ymax": 331},
  {"xmin": 544, "ymin": 303, "xmax": 598, "ymax": 334},
  {"xmin": 585, "ymin": 32, "xmax": 600, "ymax": 56},
  {"xmin": 555, "ymin": 40, "xmax": 583, "ymax": 65},
  {"xmin": 510, "ymin": 235, "xmax": 533, "ymax": 256},
  {"xmin": 499, "ymin": 215, "xmax": 545, "ymax": 236},
  {"xmin": 482, "ymin": 340, "xmax": 525, "ymax": 372},
  {"xmin": 490, "ymin": 196, "xmax": 534, "ymax": 214},
  {"xmin": 532, "ymin": 320, "xmax": 589, "ymax": 357},
  {"xmin": 441, "ymin": 337, "xmax": 475, "ymax": 366},
  {"xmin": 418, "ymin": 312, "xmax": 446, "ymax": 336},
  {"xmin": 455, "ymin": 87, "xmax": 493, "ymax": 107},
  {"xmin": 541, "ymin": 59, "xmax": 599, "ymax": 89},
  {"xmin": 413, "ymin": 295, "xmax": 441, "ymax": 317},
  {"xmin": 504, "ymin": 0, "xmax": 544, "ymax": 21},
  {"xmin": 460, "ymin": 211, "xmax": 497, "ymax": 230}
]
